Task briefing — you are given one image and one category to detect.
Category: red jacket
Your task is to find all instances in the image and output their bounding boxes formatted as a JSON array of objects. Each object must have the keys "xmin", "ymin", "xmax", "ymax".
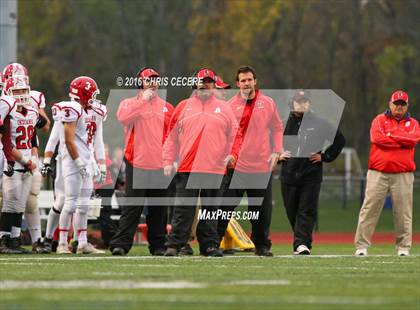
[
  {"xmin": 117, "ymin": 92, "xmax": 174, "ymax": 169},
  {"xmin": 229, "ymin": 90, "xmax": 283, "ymax": 173},
  {"xmin": 368, "ymin": 112, "xmax": 420, "ymax": 173},
  {"xmin": 163, "ymin": 93, "xmax": 240, "ymax": 175}
]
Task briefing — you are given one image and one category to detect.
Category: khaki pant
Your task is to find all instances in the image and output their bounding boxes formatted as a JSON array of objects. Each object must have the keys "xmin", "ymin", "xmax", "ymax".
[{"xmin": 355, "ymin": 170, "xmax": 414, "ymax": 251}]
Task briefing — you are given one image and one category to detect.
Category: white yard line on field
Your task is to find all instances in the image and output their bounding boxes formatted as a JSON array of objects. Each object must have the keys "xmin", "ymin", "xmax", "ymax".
[
  {"xmin": 0, "ymin": 279, "xmax": 293, "ymax": 290},
  {"xmin": 227, "ymin": 280, "xmax": 290, "ymax": 285},
  {"xmin": 0, "ymin": 290, "xmax": 404, "ymax": 306},
  {"xmin": 0, "ymin": 254, "xmax": 418, "ymax": 262},
  {"xmin": 0, "ymin": 280, "xmax": 206, "ymax": 290}
]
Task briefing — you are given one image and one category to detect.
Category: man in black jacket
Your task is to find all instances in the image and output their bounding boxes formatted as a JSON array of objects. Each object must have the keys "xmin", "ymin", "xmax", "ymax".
[{"xmin": 279, "ymin": 90, "xmax": 345, "ymax": 255}]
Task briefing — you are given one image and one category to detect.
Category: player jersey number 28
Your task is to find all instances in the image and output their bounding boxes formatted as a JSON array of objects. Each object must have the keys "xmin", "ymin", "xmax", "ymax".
[{"xmin": 16, "ymin": 125, "xmax": 35, "ymax": 149}]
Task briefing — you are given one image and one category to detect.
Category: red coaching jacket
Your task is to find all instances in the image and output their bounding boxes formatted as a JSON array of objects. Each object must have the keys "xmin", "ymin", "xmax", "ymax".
[
  {"xmin": 368, "ymin": 111, "xmax": 420, "ymax": 173},
  {"xmin": 228, "ymin": 90, "xmax": 283, "ymax": 173},
  {"xmin": 117, "ymin": 92, "xmax": 174, "ymax": 169},
  {"xmin": 163, "ymin": 93, "xmax": 240, "ymax": 175}
]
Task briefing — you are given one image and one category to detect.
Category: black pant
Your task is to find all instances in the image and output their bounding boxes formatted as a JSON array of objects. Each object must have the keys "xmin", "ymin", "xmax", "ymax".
[
  {"xmin": 109, "ymin": 163, "xmax": 173, "ymax": 254},
  {"xmin": 166, "ymin": 173, "xmax": 225, "ymax": 253},
  {"xmin": 96, "ymin": 188, "xmax": 117, "ymax": 247},
  {"xmin": 281, "ymin": 181, "xmax": 321, "ymax": 250},
  {"xmin": 217, "ymin": 170, "xmax": 273, "ymax": 249}
]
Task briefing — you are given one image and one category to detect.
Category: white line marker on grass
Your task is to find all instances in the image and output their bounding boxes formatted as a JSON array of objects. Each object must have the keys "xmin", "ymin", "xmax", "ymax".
[
  {"xmin": 0, "ymin": 254, "xmax": 418, "ymax": 262},
  {"xmin": 0, "ymin": 280, "xmax": 206, "ymax": 290}
]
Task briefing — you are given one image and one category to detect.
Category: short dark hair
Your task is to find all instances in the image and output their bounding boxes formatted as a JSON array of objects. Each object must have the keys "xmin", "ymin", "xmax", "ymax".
[{"xmin": 236, "ymin": 66, "xmax": 257, "ymax": 81}]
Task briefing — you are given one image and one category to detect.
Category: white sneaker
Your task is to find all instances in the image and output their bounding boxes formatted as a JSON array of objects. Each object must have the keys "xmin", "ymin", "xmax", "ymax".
[
  {"xmin": 397, "ymin": 250, "xmax": 409, "ymax": 257},
  {"xmin": 76, "ymin": 243, "xmax": 105, "ymax": 254},
  {"xmin": 355, "ymin": 248, "xmax": 367, "ymax": 256},
  {"xmin": 56, "ymin": 244, "xmax": 72, "ymax": 254},
  {"xmin": 294, "ymin": 245, "xmax": 311, "ymax": 255}
]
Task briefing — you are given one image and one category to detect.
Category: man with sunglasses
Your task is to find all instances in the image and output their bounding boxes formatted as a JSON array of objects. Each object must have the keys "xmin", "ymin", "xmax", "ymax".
[{"xmin": 355, "ymin": 90, "xmax": 420, "ymax": 256}]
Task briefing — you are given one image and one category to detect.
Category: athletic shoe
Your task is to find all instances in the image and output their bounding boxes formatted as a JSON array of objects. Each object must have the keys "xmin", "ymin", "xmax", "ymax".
[
  {"xmin": 51, "ymin": 240, "xmax": 58, "ymax": 253},
  {"xmin": 76, "ymin": 243, "xmax": 105, "ymax": 254},
  {"xmin": 164, "ymin": 247, "xmax": 178, "ymax": 257},
  {"xmin": 397, "ymin": 249, "xmax": 409, "ymax": 257},
  {"xmin": 255, "ymin": 247, "xmax": 274, "ymax": 257},
  {"xmin": 70, "ymin": 240, "xmax": 78, "ymax": 254},
  {"xmin": 32, "ymin": 238, "xmax": 50, "ymax": 254},
  {"xmin": 0, "ymin": 235, "xmax": 25, "ymax": 254},
  {"xmin": 222, "ymin": 249, "xmax": 236, "ymax": 255},
  {"xmin": 201, "ymin": 247, "xmax": 223, "ymax": 257},
  {"xmin": 111, "ymin": 247, "xmax": 126, "ymax": 256},
  {"xmin": 294, "ymin": 245, "xmax": 311, "ymax": 255},
  {"xmin": 355, "ymin": 248, "xmax": 367, "ymax": 256},
  {"xmin": 43, "ymin": 238, "xmax": 53, "ymax": 253},
  {"xmin": 56, "ymin": 244, "xmax": 72, "ymax": 254},
  {"xmin": 179, "ymin": 244, "xmax": 194, "ymax": 256},
  {"xmin": 151, "ymin": 248, "xmax": 166, "ymax": 256},
  {"xmin": 9, "ymin": 237, "xmax": 32, "ymax": 254}
]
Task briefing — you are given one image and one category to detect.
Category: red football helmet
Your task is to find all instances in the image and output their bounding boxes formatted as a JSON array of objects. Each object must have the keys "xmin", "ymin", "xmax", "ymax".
[
  {"xmin": 4, "ymin": 75, "xmax": 31, "ymax": 106},
  {"xmin": 69, "ymin": 76, "xmax": 100, "ymax": 106},
  {"xmin": 2, "ymin": 63, "xmax": 29, "ymax": 83}
]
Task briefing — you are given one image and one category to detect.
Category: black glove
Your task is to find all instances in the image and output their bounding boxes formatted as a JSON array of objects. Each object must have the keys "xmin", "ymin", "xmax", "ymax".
[
  {"xmin": 4, "ymin": 161, "xmax": 15, "ymax": 177},
  {"xmin": 41, "ymin": 163, "xmax": 52, "ymax": 177}
]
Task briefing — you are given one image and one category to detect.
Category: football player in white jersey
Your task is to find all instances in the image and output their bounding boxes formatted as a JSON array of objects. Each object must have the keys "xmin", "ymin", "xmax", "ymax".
[
  {"xmin": 70, "ymin": 100, "xmax": 107, "ymax": 251},
  {"xmin": 42, "ymin": 99, "xmax": 107, "ymax": 253},
  {"xmin": 56, "ymin": 76, "xmax": 105, "ymax": 254},
  {"xmin": 0, "ymin": 76, "xmax": 41, "ymax": 254},
  {"xmin": 2, "ymin": 63, "xmax": 50, "ymax": 129},
  {"xmin": 2, "ymin": 63, "xmax": 50, "ymax": 252}
]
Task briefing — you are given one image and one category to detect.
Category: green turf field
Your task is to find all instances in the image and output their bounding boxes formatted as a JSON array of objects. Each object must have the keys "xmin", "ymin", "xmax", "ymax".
[
  {"xmin": 1, "ymin": 245, "xmax": 419, "ymax": 310},
  {"xmin": 237, "ymin": 184, "xmax": 420, "ymax": 233}
]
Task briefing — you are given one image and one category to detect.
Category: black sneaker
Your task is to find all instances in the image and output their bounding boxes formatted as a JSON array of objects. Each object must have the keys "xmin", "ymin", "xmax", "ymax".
[
  {"xmin": 111, "ymin": 247, "xmax": 126, "ymax": 256},
  {"xmin": 51, "ymin": 240, "xmax": 58, "ymax": 252},
  {"xmin": 222, "ymin": 249, "xmax": 236, "ymax": 255},
  {"xmin": 43, "ymin": 238, "xmax": 53, "ymax": 253},
  {"xmin": 164, "ymin": 247, "xmax": 178, "ymax": 257},
  {"xmin": 0, "ymin": 235, "xmax": 23, "ymax": 254},
  {"xmin": 9, "ymin": 237, "xmax": 32, "ymax": 254},
  {"xmin": 151, "ymin": 248, "xmax": 166, "ymax": 256},
  {"xmin": 201, "ymin": 247, "xmax": 223, "ymax": 257},
  {"xmin": 32, "ymin": 238, "xmax": 50, "ymax": 254},
  {"xmin": 255, "ymin": 247, "xmax": 273, "ymax": 257},
  {"xmin": 179, "ymin": 244, "xmax": 194, "ymax": 256},
  {"xmin": 70, "ymin": 240, "xmax": 78, "ymax": 254}
]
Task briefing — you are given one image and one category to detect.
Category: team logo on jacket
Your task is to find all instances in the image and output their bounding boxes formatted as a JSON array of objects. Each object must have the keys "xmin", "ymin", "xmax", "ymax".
[
  {"xmin": 163, "ymin": 107, "xmax": 168, "ymax": 113},
  {"xmin": 214, "ymin": 107, "xmax": 221, "ymax": 114},
  {"xmin": 256, "ymin": 101, "xmax": 264, "ymax": 108}
]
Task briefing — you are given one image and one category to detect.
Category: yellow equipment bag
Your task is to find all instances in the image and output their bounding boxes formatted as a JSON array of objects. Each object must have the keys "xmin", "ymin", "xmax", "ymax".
[{"xmin": 220, "ymin": 218, "xmax": 255, "ymax": 250}]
